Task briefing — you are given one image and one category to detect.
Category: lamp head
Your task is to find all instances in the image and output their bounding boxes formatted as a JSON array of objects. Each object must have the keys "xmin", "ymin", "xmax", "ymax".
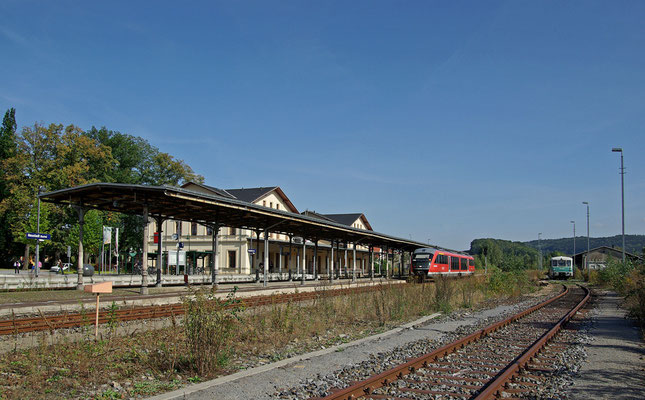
[
  {"xmin": 582, "ymin": 201, "xmax": 588, "ymax": 205},
  {"xmin": 612, "ymin": 147, "xmax": 622, "ymax": 153}
]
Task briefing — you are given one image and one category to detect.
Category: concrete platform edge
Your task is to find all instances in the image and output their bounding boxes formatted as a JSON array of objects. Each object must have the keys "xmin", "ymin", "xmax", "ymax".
[{"xmin": 145, "ymin": 312, "xmax": 441, "ymax": 400}]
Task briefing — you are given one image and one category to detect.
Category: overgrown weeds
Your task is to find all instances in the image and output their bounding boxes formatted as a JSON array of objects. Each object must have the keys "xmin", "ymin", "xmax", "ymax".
[
  {"xmin": 183, "ymin": 287, "xmax": 243, "ymax": 375},
  {"xmin": 589, "ymin": 259, "xmax": 645, "ymax": 333}
]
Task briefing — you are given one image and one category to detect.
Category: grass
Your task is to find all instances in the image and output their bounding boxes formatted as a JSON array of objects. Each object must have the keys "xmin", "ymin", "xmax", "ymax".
[{"xmin": 0, "ymin": 272, "xmax": 541, "ymax": 399}]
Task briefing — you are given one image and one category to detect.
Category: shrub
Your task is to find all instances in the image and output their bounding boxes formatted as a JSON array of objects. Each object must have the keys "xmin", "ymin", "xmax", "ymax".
[{"xmin": 182, "ymin": 287, "xmax": 243, "ymax": 375}]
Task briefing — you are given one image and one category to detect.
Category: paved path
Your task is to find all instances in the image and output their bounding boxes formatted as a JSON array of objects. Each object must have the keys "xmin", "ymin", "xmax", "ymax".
[{"xmin": 568, "ymin": 290, "xmax": 645, "ymax": 399}]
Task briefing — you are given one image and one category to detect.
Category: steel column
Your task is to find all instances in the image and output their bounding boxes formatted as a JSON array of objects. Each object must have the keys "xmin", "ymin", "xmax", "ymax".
[
  {"xmin": 212, "ymin": 224, "xmax": 219, "ymax": 288},
  {"xmin": 156, "ymin": 217, "xmax": 164, "ymax": 287},
  {"xmin": 314, "ymin": 240, "xmax": 318, "ymax": 281},
  {"xmin": 301, "ymin": 239, "xmax": 306, "ymax": 285},
  {"xmin": 352, "ymin": 244, "xmax": 357, "ymax": 282},
  {"xmin": 263, "ymin": 231, "xmax": 269, "ymax": 287},
  {"xmin": 140, "ymin": 206, "xmax": 149, "ymax": 295},
  {"xmin": 76, "ymin": 207, "xmax": 85, "ymax": 290},
  {"xmin": 369, "ymin": 246, "xmax": 374, "ymax": 281},
  {"xmin": 330, "ymin": 241, "xmax": 335, "ymax": 283}
]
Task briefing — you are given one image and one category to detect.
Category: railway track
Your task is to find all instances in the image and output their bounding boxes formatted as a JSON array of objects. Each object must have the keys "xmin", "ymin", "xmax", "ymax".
[
  {"xmin": 0, "ymin": 284, "xmax": 381, "ymax": 336},
  {"xmin": 314, "ymin": 284, "xmax": 589, "ymax": 400}
]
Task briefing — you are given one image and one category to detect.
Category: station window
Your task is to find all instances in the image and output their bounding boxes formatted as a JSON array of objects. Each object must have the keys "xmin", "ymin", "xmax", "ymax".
[
  {"xmin": 263, "ymin": 200, "xmax": 266, "ymax": 207},
  {"xmin": 206, "ymin": 226, "xmax": 213, "ymax": 235},
  {"xmin": 276, "ymin": 204, "xmax": 280, "ymax": 210},
  {"xmin": 228, "ymin": 251, "xmax": 236, "ymax": 269},
  {"xmin": 230, "ymin": 227, "xmax": 236, "ymax": 235},
  {"xmin": 191, "ymin": 222, "xmax": 198, "ymax": 236},
  {"xmin": 270, "ymin": 202, "xmax": 273, "ymax": 208},
  {"xmin": 176, "ymin": 221, "xmax": 182, "ymax": 237}
]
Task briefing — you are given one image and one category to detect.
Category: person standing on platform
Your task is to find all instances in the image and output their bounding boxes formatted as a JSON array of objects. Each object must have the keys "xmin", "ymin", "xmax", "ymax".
[{"xmin": 14, "ymin": 258, "xmax": 21, "ymax": 274}]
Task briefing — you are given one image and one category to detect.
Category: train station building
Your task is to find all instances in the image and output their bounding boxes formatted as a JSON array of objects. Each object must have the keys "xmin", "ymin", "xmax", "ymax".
[
  {"xmin": 148, "ymin": 182, "xmax": 378, "ymax": 279},
  {"xmin": 40, "ymin": 182, "xmax": 426, "ymax": 293}
]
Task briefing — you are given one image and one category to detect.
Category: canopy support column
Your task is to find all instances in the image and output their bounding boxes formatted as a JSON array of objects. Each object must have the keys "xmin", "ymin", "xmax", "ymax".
[
  {"xmin": 314, "ymin": 240, "xmax": 318, "ymax": 281},
  {"xmin": 212, "ymin": 224, "xmax": 219, "ymax": 289},
  {"xmin": 140, "ymin": 206, "xmax": 149, "ymax": 295},
  {"xmin": 330, "ymin": 240, "xmax": 335, "ymax": 283},
  {"xmin": 263, "ymin": 231, "xmax": 269, "ymax": 287},
  {"xmin": 301, "ymin": 239, "xmax": 306, "ymax": 285},
  {"xmin": 76, "ymin": 207, "xmax": 85, "ymax": 290},
  {"xmin": 155, "ymin": 217, "xmax": 164, "ymax": 287},
  {"xmin": 369, "ymin": 246, "xmax": 374, "ymax": 281},
  {"xmin": 352, "ymin": 243, "xmax": 357, "ymax": 282}
]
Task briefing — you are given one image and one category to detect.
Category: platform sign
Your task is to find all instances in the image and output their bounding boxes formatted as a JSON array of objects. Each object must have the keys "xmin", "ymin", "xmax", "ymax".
[
  {"xmin": 167, "ymin": 250, "xmax": 186, "ymax": 266},
  {"xmin": 26, "ymin": 233, "xmax": 51, "ymax": 240},
  {"xmin": 178, "ymin": 242, "xmax": 184, "ymax": 249},
  {"xmin": 247, "ymin": 249, "xmax": 256, "ymax": 254}
]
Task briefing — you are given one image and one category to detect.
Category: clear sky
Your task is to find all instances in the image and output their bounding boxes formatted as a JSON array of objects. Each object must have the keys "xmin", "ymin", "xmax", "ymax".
[{"xmin": 1, "ymin": 1, "xmax": 643, "ymax": 250}]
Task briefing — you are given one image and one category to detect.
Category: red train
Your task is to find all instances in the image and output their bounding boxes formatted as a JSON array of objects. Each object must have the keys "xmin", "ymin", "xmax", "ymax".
[{"xmin": 410, "ymin": 247, "xmax": 475, "ymax": 278}]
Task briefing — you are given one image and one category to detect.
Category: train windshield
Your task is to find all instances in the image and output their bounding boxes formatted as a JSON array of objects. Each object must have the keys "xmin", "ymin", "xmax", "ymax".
[{"xmin": 552, "ymin": 259, "xmax": 572, "ymax": 267}]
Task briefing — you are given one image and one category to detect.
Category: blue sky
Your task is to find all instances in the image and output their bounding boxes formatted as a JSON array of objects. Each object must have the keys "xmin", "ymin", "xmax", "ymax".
[{"xmin": 1, "ymin": 1, "xmax": 643, "ymax": 250}]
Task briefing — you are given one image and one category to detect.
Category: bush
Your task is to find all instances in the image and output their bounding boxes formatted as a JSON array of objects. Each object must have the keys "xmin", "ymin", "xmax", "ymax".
[
  {"xmin": 182, "ymin": 288, "xmax": 243, "ymax": 375},
  {"xmin": 624, "ymin": 263, "xmax": 645, "ymax": 329}
]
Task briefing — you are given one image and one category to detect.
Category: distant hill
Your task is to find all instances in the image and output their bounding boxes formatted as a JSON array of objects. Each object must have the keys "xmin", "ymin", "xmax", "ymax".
[
  {"xmin": 468, "ymin": 235, "xmax": 645, "ymax": 271},
  {"xmin": 523, "ymin": 234, "xmax": 645, "ymax": 256}
]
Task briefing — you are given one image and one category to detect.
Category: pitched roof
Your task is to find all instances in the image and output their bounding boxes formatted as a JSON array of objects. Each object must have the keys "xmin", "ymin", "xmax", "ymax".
[
  {"xmin": 180, "ymin": 182, "xmax": 235, "ymax": 199},
  {"xmin": 225, "ymin": 186, "xmax": 299, "ymax": 213},
  {"xmin": 322, "ymin": 213, "xmax": 373, "ymax": 231},
  {"xmin": 574, "ymin": 246, "xmax": 643, "ymax": 260},
  {"xmin": 224, "ymin": 187, "xmax": 276, "ymax": 203},
  {"xmin": 301, "ymin": 210, "xmax": 336, "ymax": 222}
]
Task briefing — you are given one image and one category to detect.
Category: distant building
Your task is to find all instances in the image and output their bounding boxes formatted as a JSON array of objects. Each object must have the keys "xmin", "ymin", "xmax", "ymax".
[{"xmin": 573, "ymin": 246, "xmax": 643, "ymax": 270}]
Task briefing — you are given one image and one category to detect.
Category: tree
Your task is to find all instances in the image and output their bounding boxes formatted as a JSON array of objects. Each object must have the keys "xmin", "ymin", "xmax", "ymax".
[
  {"xmin": 0, "ymin": 108, "xmax": 18, "ymax": 263},
  {"xmin": 0, "ymin": 123, "xmax": 116, "ymax": 264}
]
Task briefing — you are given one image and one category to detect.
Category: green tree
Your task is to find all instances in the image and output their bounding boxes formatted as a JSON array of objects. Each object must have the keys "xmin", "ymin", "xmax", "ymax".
[
  {"xmin": 0, "ymin": 123, "xmax": 116, "ymax": 264},
  {"xmin": 0, "ymin": 108, "xmax": 18, "ymax": 263}
]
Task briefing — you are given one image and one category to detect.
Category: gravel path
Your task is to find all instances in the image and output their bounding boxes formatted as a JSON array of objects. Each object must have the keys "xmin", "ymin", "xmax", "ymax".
[
  {"xmin": 148, "ymin": 296, "xmax": 548, "ymax": 400},
  {"xmin": 566, "ymin": 290, "xmax": 645, "ymax": 400}
]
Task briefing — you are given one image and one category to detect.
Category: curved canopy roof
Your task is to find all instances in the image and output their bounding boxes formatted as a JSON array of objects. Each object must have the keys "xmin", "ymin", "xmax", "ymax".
[{"xmin": 40, "ymin": 183, "xmax": 430, "ymax": 251}]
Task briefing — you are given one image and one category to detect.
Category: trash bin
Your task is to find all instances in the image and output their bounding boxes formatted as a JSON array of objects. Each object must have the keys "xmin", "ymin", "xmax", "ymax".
[{"xmin": 82, "ymin": 264, "xmax": 94, "ymax": 277}]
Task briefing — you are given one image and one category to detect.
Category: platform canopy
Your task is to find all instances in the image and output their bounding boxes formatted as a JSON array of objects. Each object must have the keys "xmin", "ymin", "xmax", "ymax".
[{"xmin": 40, "ymin": 183, "xmax": 430, "ymax": 251}]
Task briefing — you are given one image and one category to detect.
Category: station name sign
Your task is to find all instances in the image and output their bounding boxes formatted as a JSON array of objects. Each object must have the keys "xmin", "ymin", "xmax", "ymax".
[{"xmin": 26, "ymin": 233, "xmax": 51, "ymax": 240}]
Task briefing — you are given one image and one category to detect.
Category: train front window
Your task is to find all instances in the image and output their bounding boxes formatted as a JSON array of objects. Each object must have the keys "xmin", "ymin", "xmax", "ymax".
[{"xmin": 414, "ymin": 254, "xmax": 431, "ymax": 260}]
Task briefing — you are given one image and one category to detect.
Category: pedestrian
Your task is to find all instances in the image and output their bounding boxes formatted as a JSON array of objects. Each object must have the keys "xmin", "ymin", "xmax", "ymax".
[{"xmin": 14, "ymin": 258, "xmax": 21, "ymax": 274}]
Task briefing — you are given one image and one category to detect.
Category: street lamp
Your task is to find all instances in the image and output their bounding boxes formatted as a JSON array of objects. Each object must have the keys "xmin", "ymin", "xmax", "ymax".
[
  {"xmin": 612, "ymin": 147, "xmax": 625, "ymax": 263},
  {"xmin": 570, "ymin": 221, "xmax": 576, "ymax": 267},
  {"xmin": 538, "ymin": 233, "xmax": 542, "ymax": 270},
  {"xmin": 582, "ymin": 202, "xmax": 590, "ymax": 275}
]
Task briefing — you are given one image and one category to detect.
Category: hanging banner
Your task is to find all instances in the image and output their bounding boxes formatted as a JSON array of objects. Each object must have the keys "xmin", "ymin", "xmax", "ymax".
[{"xmin": 103, "ymin": 226, "xmax": 112, "ymax": 245}]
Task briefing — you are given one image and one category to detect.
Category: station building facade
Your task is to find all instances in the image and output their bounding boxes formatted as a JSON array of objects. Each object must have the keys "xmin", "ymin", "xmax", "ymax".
[{"xmin": 146, "ymin": 182, "xmax": 382, "ymax": 277}]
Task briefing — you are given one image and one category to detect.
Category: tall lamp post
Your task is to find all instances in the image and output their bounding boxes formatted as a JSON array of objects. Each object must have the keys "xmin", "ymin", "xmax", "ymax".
[
  {"xmin": 570, "ymin": 221, "xmax": 576, "ymax": 267},
  {"xmin": 582, "ymin": 202, "xmax": 590, "ymax": 275},
  {"xmin": 35, "ymin": 187, "xmax": 43, "ymax": 277},
  {"xmin": 612, "ymin": 148, "xmax": 625, "ymax": 263},
  {"xmin": 538, "ymin": 233, "xmax": 542, "ymax": 270}
]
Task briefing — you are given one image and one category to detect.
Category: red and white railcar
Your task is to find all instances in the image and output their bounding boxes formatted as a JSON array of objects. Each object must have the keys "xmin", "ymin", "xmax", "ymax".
[{"xmin": 410, "ymin": 247, "xmax": 475, "ymax": 277}]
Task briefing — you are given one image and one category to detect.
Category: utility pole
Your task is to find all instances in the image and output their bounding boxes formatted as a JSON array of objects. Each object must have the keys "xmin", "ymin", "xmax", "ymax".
[{"xmin": 612, "ymin": 148, "xmax": 626, "ymax": 263}]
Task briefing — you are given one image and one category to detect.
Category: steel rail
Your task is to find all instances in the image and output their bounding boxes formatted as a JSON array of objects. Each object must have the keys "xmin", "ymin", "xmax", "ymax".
[
  {"xmin": 0, "ymin": 284, "xmax": 382, "ymax": 335},
  {"xmin": 473, "ymin": 284, "xmax": 590, "ymax": 399},
  {"xmin": 315, "ymin": 285, "xmax": 572, "ymax": 400}
]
